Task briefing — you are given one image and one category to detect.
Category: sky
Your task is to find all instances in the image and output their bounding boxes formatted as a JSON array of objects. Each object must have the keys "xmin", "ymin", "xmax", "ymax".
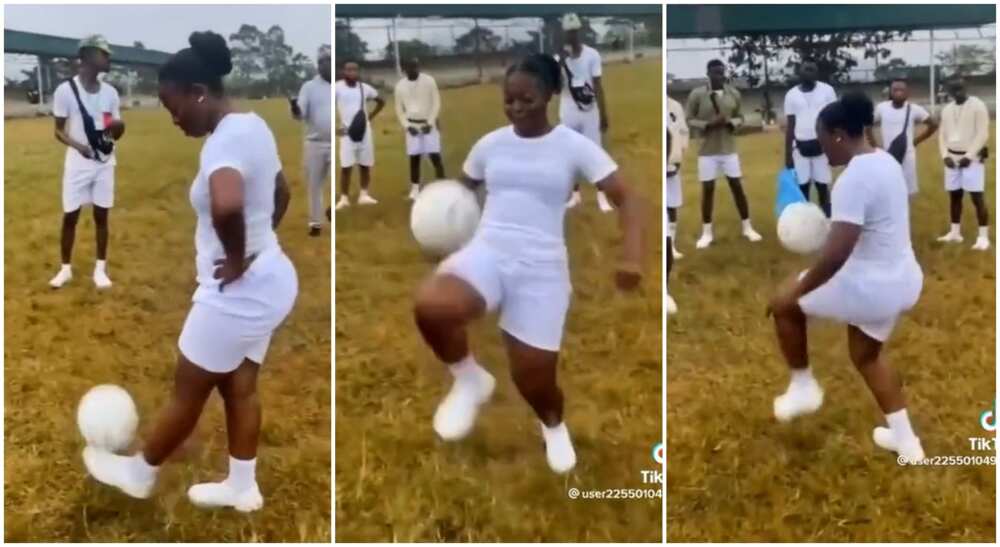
[
  {"xmin": 5, "ymin": 4, "xmax": 331, "ymax": 75},
  {"xmin": 666, "ymin": 25, "xmax": 995, "ymax": 80}
]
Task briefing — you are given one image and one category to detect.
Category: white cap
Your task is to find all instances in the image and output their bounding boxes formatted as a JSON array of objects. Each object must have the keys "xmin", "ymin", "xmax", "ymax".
[{"xmin": 561, "ymin": 13, "xmax": 582, "ymax": 32}]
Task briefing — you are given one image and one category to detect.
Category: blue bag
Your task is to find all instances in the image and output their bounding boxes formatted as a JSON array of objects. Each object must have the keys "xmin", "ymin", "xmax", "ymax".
[{"xmin": 775, "ymin": 167, "xmax": 807, "ymax": 218}]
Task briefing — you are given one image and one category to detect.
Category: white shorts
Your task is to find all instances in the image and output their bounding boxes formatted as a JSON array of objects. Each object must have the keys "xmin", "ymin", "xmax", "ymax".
[
  {"xmin": 797, "ymin": 268, "xmax": 921, "ymax": 343},
  {"xmin": 560, "ymin": 108, "xmax": 601, "ymax": 145},
  {"xmin": 901, "ymin": 152, "xmax": 918, "ymax": 195},
  {"xmin": 405, "ymin": 126, "xmax": 442, "ymax": 156},
  {"xmin": 697, "ymin": 154, "xmax": 742, "ymax": 181},
  {"xmin": 792, "ymin": 149, "xmax": 832, "ymax": 185},
  {"xmin": 438, "ymin": 239, "xmax": 571, "ymax": 352},
  {"xmin": 63, "ymin": 163, "xmax": 114, "ymax": 212},
  {"xmin": 179, "ymin": 248, "xmax": 299, "ymax": 373},
  {"xmin": 944, "ymin": 162, "xmax": 985, "ymax": 192},
  {"xmin": 666, "ymin": 172, "xmax": 683, "ymax": 208},
  {"xmin": 339, "ymin": 132, "xmax": 374, "ymax": 168}
]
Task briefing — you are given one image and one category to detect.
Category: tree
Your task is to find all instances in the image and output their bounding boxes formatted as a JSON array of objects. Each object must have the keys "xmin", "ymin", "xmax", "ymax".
[
  {"xmin": 335, "ymin": 20, "xmax": 368, "ymax": 61},
  {"xmin": 385, "ymin": 39, "xmax": 435, "ymax": 63},
  {"xmin": 873, "ymin": 57, "xmax": 908, "ymax": 81},
  {"xmin": 725, "ymin": 31, "xmax": 911, "ymax": 87},
  {"xmin": 133, "ymin": 41, "xmax": 145, "ymax": 49},
  {"xmin": 228, "ymin": 23, "xmax": 309, "ymax": 97},
  {"xmin": 604, "ymin": 18, "xmax": 633, "ymax": 49},
  {"xmin": 509, "ymin": 31, "xmax": 541, "ymax": 55},
  {"xmin": 455, "ymin": 26, "xmax": 501, "ymax": 54},
  {"xmin": 936, "ymin": 44, "xmax": 994, "ymax": 77}
]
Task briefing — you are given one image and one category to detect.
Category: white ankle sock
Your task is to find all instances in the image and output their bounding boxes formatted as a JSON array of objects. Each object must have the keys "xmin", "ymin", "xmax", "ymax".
[
  {"xmin": 978, "ymin": 226, "xmax": 989, "ymax": 238},
  {"xmin": 668, "ymin": 222, "xmax": 677, "ymax": 238},
  {"xmin": 61, "ymin": 264, "xmax": 72, "ymax": 272},
  {"xmin": 449, "ymin": 355, "xmax": 483, "ymax": 384},
  {"xmin": 129, "ymin": 453, "xmax": 159, "ymax": 483},
  {"xmin": 226, "ymin": 456, "xmax": 257, "ymax": 492},
  {"xmin": 886, "ymin": 408, "xmax": 917, "ymax": 443},
  {"xmin": 95, "ymin": 259, "xmax": 107, "ymax": 272},
  {"xmin": 951, "ymin": 223, "xmax": 961, "ymax": 234},
  {"xmin": 742, "ymin": 219, "xmax": 754, "ymax": 230},
  {"xmin": 701, "ymin": 223, "xmax": 713, "ymax": 236},
  {"xmin": 790, "ymin": 367, "xmax": 815, "ymax": 388}
]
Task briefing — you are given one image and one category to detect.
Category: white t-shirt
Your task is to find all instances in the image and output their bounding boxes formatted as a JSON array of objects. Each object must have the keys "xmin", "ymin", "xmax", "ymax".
[
  {"xmin": 831, "ymin": 150, "xmax": 921, "ymax": 293},
  {"xmin": 784, "ymin": 82, "xmax": 837, "ymax": 141},
  {"xmin": 874, "ymin": 101, "xmax": 930, "ymax": 155},
  {"xmin": 334, "ymin": 80, "xmax": 378, "ymax": 130},
  {"xmin": 191, "ymin": 113, "xmax": 282, "ymax": 287},
  {"xmin": 52, "ymin": 76, "xmax": 122, "ymax": 168},
  {"xmin": 463, "ymin": 124, "xmax": 617, "ymax": 259},
  {"xmin": 557, "ymin": 45, "xmax": 602, "ymax": 116},
  {"xmin": 297, "ymin": 76, "xmax": 332, "ymax": 143}
]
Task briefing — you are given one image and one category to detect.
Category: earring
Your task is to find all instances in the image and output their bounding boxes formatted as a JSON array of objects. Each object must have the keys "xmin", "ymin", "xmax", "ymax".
[{"xmin": 197, "ymin": 96, "xmax": 205, "ymax": 103}]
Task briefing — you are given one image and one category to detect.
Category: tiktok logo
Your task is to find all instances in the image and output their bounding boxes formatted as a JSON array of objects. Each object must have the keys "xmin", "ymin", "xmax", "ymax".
[
  {"xmin": 652, "ymin": 442, "xmax": 665, "ymax": 464},
  {"xmin": 980, "ymin": 400, "xmax": 996, "ymax": 432}
]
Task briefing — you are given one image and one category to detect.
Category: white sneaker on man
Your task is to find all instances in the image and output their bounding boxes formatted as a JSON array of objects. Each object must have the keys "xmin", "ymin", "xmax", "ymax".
[
  {"xmin": 666, "ymin": 293, "xmax": 678, "ymax": 315},
  {"xmin": 49, "ymin": 265, "xmax": 72, "ymax": 288},
  {"xmin": 188, "ymin": 481, "xmax": 264, "ymax": 513},
  {"xmin": 358, "ymin": 191, "xmax": 378, "ymax": 205},
  {"xmin": 82, "ymin": 448, "xmax": 156, "ymax": 499},
  {"xmin": 873, "ymin": 426, "xmax": 926, "ymax": 463},
  {"xmin": 93, "ymin": 262, "xmax": 112, "ymax": 289},
  {"xmin": 408, "ymin": 185, "xmax": 421, "ymax": 200},
  {"xmin": 335, "ymin": 194, "xmax": 350, "ymax": 210},
  {"xmin": 972, "ymin": 236, "xmax": 991, "ymax": 251},
  {"xmin": 596, "ymin": 191, "xmax": 614, "ymax": 213}
]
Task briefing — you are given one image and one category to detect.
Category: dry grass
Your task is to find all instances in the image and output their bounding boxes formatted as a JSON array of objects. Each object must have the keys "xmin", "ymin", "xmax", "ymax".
[
  {"xmin": 4, "ymin": 99, "xmax": 331, "ymax": 542},
  {"xmin": 335, "ymin": 59, "xmax": 664, "ymax": 542},
  {"xmin": 667, "ymin": 125, "xmax": 996, "ymax": 541}
]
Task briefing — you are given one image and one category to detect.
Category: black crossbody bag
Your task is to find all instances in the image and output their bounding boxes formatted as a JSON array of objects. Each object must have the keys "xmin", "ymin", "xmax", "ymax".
[
  {"xmin": 67, "ymin": 78, "xmax": 114, "ymax": 161},
  {"xmin": 346, "ymin": 82, "xmax": 368, "ymax": 142},
  {"xmin": 559, "ymin": 54, "xmax": 596, "ymax": 111},
  {"xmin": 887, "ymin": 104, "xmax": 911, "ymax": 164}
]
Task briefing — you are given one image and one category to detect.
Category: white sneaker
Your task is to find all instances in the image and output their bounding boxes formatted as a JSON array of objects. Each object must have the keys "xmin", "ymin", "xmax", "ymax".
[
  {"xmin": 671, "ymin": 243, "xmax": 683, "ymax": 260},
  {"xmin": 335, "ymin": 195, "xmax": 350, "ymax": 210},
  {"xmin": 49, "ymin": 267, "xmax": 72, "ymax": 288},
  {"xmin": 433, "ymin": 369, "xmax": 496, "ymax": 441},
  {"xmin": 695, "ymin": 233, "xmax": 713, "ymax": 249},
  {"xmin": 566, "ymin": 191, "xmax": 582, "ymax": 209},
  {"xmin": 408, "ymin": 185, "xmax": 421, "ymax": 200},
  {"xmin": 93, "ymin": 268, "xmax": 112, "ymax": 289},
  {"xmin": 666, "ymin": 293, "xmax": 678, "ymax": 315},
  {"xmin": 873, "ymin": 426, "xmax": 926, "ymax": 463},
  {"xmin": 82, "ymin": 447, "xmax": 155, "ymax": 499},
  {"xmin": 358, "ymin": 192, "xmax": 378, "ymax": 205},
  {"xmin": 540, "ymin": 422, "xmax": 577, "ymax": 474},
  {"xmin": 743, "ymin": 226, "xmax": 763, "ymax": 242},
  {"xmin": 773, "ymin": 379, "xmax": 824, "ymax": 423},
  {"xmin": 936, "ymin": 231, "xmax": 963, "ymax": 243},
  {"xmin": 972, "ymin": 237, "xmax": 991, "ymax": 251},
  {"xmin": 188, "ymin": 481, "xmax": 264, "ymax": 513},
  {"xmin": 596, "ymin": 191, "xmax": 614, "ymax": 213}
]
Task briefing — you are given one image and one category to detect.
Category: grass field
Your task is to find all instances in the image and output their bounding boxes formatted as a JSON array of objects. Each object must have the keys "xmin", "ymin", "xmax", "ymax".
[
  {"xmin": 335, "ymin": 58, "xmax": 664, "ymax": 541},
  {"xmin": 3, "ymin": 99, "xmax": 331, "ymax": 541},
  {"xmin": 667, "ymin": 124, "xmax": 996, "ymax": 541}
]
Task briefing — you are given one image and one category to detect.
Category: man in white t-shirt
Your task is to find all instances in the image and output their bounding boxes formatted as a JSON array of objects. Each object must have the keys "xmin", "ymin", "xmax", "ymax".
[
  {"xmin": 334, "ymin": 60, "xmax": 385, "ymax": 210},
  {"xmin": 867, "ymin": 79, "xmax": 939, "ymax": 195},
  {"xmin": 557, "ymin": 13, "xmax": 613, "ymax": 213},
  {"xmin": 784, "ymin": 59, "xmax": 837, "ymax": 217},
  {"xmin": 293, "ymin": 45, "xmax": 332, "ymax": 236},
  {"xmin": 49, "ymin": 34, "xmax": 125, "ymax": 290},
  {"xmin": 394, "ymin": 57, "xmax": 445, "ymax": 200}
]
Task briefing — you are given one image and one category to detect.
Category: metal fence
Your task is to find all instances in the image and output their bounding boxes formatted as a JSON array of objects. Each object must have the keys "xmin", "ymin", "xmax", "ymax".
[
  {"xmin": 666, "ymin": 25, "xmax": 996, "ymax": 122},
  {"xmin": 336, "ymin": 15, "xmax": 662, "ymax": 89}
]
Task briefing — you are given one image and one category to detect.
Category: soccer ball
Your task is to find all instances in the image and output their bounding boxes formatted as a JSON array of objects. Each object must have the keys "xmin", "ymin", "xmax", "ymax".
[
  {"xmin": 777, "ymin": 202, "xmax": 830, "ymax": 254},
  {"xmin": 77, "ymin": 384, "xmax": 138, "ymax": 452},
  {"xmin": 410, "ymin": 180, "xmax": 481, "ymax": 257}
]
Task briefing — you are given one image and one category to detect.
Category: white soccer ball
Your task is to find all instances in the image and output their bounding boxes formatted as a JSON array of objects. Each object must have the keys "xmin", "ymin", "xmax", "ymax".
[
  {"xmin": 410, "ymin": 179, "xmax": 481, "ymax": 257},
  {"xmin": 77, "ymin": 384, "xmax": 138, "ymax": 452},
  {"xmin": 777, "ymin": 202, "xmax": 830, "ymax": 254}
]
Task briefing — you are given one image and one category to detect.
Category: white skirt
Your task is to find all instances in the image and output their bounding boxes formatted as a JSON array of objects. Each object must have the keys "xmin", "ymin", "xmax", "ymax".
[{"xmin": 179, "ymin": 247, "xmax": 298, "ymax": 372}]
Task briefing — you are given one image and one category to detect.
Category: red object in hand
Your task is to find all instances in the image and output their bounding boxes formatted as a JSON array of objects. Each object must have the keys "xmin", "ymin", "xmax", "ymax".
[{"xmin": 102, "ymin": 112, "xmax": 113, "ymax": 128}]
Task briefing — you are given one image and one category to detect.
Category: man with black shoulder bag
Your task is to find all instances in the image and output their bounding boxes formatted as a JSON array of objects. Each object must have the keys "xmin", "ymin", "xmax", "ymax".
[
  {"xmin": 783, "ymin": 58, "xmax": 837, "ymax": 217},
  {"xmin": 49, "ymin": 34, "xmax": 126, "ymax": 290}
]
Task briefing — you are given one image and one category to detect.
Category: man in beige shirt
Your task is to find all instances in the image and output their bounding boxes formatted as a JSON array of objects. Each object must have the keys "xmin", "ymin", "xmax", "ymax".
[
  {"xmin": 685, "ymin": 59, "xmax": 762, "ymax": 249},
  {"xmin": 936, "ymin": 77, "xmax": 991, "ymax": 250},
  {"xmin": 394, "ymin": 58, "xmax": 445, "ymax": 200}
]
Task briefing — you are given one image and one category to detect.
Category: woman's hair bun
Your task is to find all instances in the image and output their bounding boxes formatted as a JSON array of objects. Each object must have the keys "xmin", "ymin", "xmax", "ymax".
[
  {"xmin": 839, "ymin": 90, "xmax": 874, "ymax": 126},
  {"xmin": 188, "ymin": 31, "xmax": 232, "ymax": 77}
]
